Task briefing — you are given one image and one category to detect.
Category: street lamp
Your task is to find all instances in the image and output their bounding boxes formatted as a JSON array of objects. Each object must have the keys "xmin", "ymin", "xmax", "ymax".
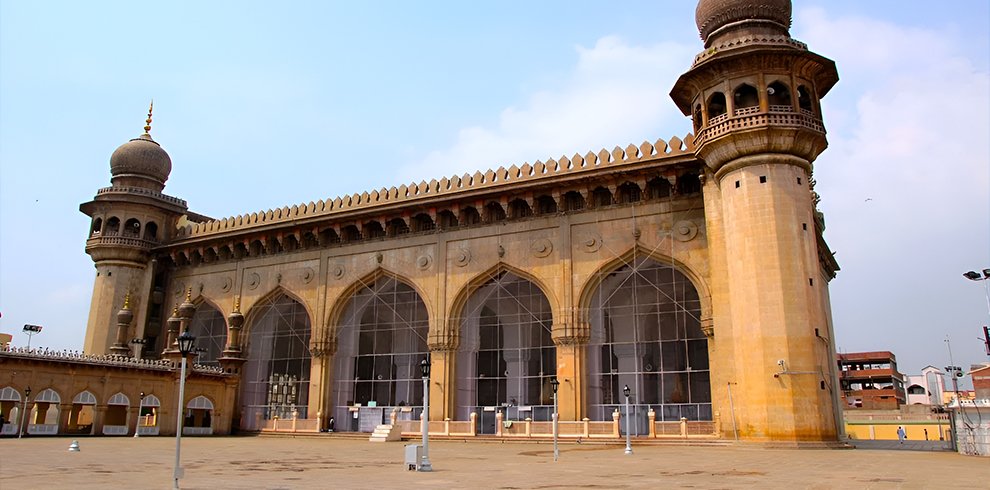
[
  {"xmin": 135, "ymin": 391, "xmax": 145, "ymax": 438},
  {"xmin": 550, "ymin": 377, "xmax": 559, "ymax": 462},
  {"xmin": 22, "ymin": 324, "xmax": 42, "ymax": 350},
  {"xmin": 623, "ymin": 384, "xmax": 633, "ymax": 455},
  {"xmin": 418, "ymin": 358, "xmax": 433, "ymax": 472},
  {"xmin": 174, "ymin": 329, "xmax": 196, "ymax": 489},
  {"xmin": 18, "ymin": 386, "xmax": 31, "ymax": 439},
  {"xmin": 963, "ymin": 269, "xmax": 990, "ymax": 356}
]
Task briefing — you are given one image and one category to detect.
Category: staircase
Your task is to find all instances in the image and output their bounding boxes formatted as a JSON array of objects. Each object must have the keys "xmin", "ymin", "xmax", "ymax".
[{"xmin": 368, "ymin": 424, "xmax": 401, "ymax": 442}]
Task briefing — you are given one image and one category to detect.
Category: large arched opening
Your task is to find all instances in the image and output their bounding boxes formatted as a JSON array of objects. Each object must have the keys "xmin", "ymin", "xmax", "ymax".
[
  {"xmin": 586, "ymin": 256, "xmax": 711, "ymax": 434},
  {"xmin": 331, "ymin": 275, "xmax": 430, "ymax": 432},
  {"xmin": 239, "ymin": 293, "xmax": 312, "ymax": 431},
  {"xmin": 454, "ymin": 270, "xmax": 555, "ymax": 434},
  {"xmin": 187, "ymin": 300, "xmax": 227, "ymax": 366}
]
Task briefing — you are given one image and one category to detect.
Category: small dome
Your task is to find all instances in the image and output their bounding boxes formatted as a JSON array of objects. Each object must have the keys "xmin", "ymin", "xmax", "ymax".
[
  {"xmin": 695, "ymin": 0, "xmax": 792, "ymax": 43},
  {"xmin": 109, "ymin": 133, "xmax": 172, "ymax": 188}
]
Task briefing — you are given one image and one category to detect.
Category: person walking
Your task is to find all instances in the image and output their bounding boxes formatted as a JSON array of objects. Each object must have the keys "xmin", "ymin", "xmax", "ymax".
[{"xmin": 897, "ymin": 426, "xmax": 907, "ymax": 444}]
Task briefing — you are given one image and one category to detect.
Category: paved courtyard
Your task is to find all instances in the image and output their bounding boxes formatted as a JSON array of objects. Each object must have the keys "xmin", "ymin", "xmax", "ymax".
[{"xmin": 1, "ymin": 435, "xmax": 987, "ymax": 489}]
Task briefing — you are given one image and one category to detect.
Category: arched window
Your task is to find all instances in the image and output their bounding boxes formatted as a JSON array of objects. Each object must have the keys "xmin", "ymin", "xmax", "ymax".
[
  {"xmin": 767, "ymin": 81, "xmax": 791, "ymax": 108},
  {"xmin": 460, "ymin": 207, "xmax": 481, "ymax": 226},
  {"xmin": 906, "ymin": 385, "xmax": 926, "ymax": 395},
  {"xmin": 144, "ymin": 221, "xmax": 158, "ymax": 241},
  {"xmin": 387, "ymin": 218, "xmax": 409, "ymax": 237},
  {"xmin": 184, "ymin": 396, "xmax": 215, "ymax": 435},
  {"xmin": 797, "ymin": 85, "xmax": 814, "ymax": 112},
  {"xmin": 340, "ymin": 225, "xmax": 362, "ymax": 242},
  {"xmin": 706, "ymin": 92, "xmax": 726, "ymax": 119},
  {"xmin": 693, "ymin": 104, "xmax": 703, "ymax": 132},
  {"xmin": 410, "ymin": 213, "xmax": 435, "ymax": 233},
  {"xmin": 332, "ymin": 276, "xmax": 429, "ymax": 432},
  {"xmin": 561, "ymin": 191, "xmax": 585, "ymax": 212},
  {"xmin": 455, "ymin": 271, "xmax": 555, "ymax": 433},
  {"xmin": 138, "ymin": 394, "xmax": 161, "ymax": 435},
  {"xmin": 0, "ymin": 387, "xmax": 21, "ymax": 435},
  {"xmin": 103, "ymin": 393, "xmax": 130, "ymax": 435},
  {"xmin": 105, "ymin": 217, "xmax": 121, "ymax": 235},
  {"xmin": 27, "ymin": 389, "xmax": 60, "ymax": 435},
  {"xmin": 616, "ymin": 182, "xmax": 642, "ymax": 204},
  {"xmin": 90, "ymin": 218, "xmax": 103, "ymax": 236},
  {"xmin": 67, "ymin": 391, "xmax": 97, "ymax": 435},
  {"xmin": 188, "ymin": 302, "xmax": 227, "ymax": 366},
  {"xmin": 591, "ymin": 187, "xmax": 613, "ymax": 208},
  {"xmin": 483, "ymin": 202, "xmax": 506, "ymax": 223},
  {"xmin": 363, "ymin": 221, "xmax": 386, "ymax": 240},
  {"xmin": 733, "ymin": 84, "xmax": 759, "ymax": 111},
  {"xmin": 239, "ymin": 294, "xmax": 312, "ymax": 431},
  {"xmin": 319, "ymin": 228, "xmax": 340, "ymax": 246},
  {"xmin": 507, "ymin": 198, "xmax": 531, "ymax": 219},
  {"xmin": 123, "ymin": 218, "xmax": 141, "ymax": 237},
  {"xmin": 586, "ymin": 256, "xmax": 710, "ymax": 428},
  {"xmin": 533, "ymin": 195, "xmax": 557, "ymax": 215},
  {"xmin": 645, "ymin": 177, "xmax": 672, "ymax": 200},
  {"xmin": 437, "ymin": 210, "xmax": 458, "ymax": 230},
  {"xmin": 677, "ymin": 174, "xmax": 702, "ymax": 195}
]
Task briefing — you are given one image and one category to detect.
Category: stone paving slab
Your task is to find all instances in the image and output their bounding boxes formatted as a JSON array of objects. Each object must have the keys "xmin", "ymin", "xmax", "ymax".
[{"xmin": 1, "ymin": 435, "xmax": 987, "ymax": 489}]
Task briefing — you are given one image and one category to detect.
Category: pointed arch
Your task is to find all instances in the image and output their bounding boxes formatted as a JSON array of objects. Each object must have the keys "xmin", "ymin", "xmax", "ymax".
[
  {"xmin": 242, "ymin": 286, "xmax": 314, "ymax": 339},
  {"xmin": 446, "ymin": 262, "xmax": 559, "ymax": 334},
  {"xmin": 329, "ymin": 270, "xmax": 431, "ymax": 429},
  {"xmin": 238, "ymin": 287, "xmax": 313, "ymax": 431},
  {"xmin": 325, "ymin": 268, "xmax": 433, "ymax": 334},
  {"xmin": 576, "ymin": 245, "xmax": 711, "ymax": 325},
  {"xmin": 187, "ymin": 296, "xmax": 228, "ymax": 366}
]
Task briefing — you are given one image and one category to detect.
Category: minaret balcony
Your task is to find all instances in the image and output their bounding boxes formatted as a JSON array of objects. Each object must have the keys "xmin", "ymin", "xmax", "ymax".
[{"xmin": 695, "ymin": 105, "xmax": 825, "ymax": 147}]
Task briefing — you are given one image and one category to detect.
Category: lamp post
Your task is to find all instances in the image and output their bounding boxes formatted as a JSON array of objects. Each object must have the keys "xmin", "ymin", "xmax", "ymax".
[
  {"xmin": 22, "ymin": 324, "xmax": 42, "ymax": 350},
  {"xmin": 18, "ymin": 386, "xmax": 31, "ymax": 439},
  {"xmin": 623, "ymin": 384, "xmax": 633, "ymax": 455},
  {"xmin": 963, "ymin": 269, "xmax": 990, "ymax": 356},
  {"xmin": 550, "ymin": 377, "xmax": 559, "ymax": 462},
  {"xmin": 418, "ymin": 358, "xmax": 433, "ymax": 472},
  {"xmin": 135, "ymin": 391, "xmax": 145, "ymax": 438},
  {"xmin": 173, "ymin": 329, "xmax": 196, "ymax": 489}
]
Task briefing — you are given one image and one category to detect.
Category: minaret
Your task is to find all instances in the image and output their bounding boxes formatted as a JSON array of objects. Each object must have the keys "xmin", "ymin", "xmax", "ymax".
[
  {"xmin": 80, "ymin": 104, "xmax": 188, "ymax": 355},
  {"xmin": 671, "ymin": 1, "xmax": 841, "ymax": 442}
]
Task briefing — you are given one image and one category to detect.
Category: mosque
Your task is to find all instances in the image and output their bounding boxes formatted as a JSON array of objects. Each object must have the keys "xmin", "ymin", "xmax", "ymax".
[{"xmin": 2, "ymin": 0, "xmax": 844, "ymax": 443}]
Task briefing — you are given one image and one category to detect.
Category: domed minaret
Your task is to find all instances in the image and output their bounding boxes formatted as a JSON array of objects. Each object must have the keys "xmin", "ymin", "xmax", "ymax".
[
  {"xmin": 671, "ymin": 1, "xmax": 841, "ymax": 442},
  {"xmin": 80, "ymin": 104, "xmax": 189, "ymax": 355}
]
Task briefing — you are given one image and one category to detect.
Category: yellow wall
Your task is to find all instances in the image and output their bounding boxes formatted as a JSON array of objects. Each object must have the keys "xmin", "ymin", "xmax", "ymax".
[{"xmin": 845, "ymin": 422, "xmax": 949, "ymax": 441}]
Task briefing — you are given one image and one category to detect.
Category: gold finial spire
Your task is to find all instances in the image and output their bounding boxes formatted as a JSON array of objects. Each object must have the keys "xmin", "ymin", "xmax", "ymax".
[
  {"xmin": 233, "ymin": 295, "xmax": 241, "ymax": 313},
  {"xmin": 172, "ymin": 304, "xmax": 179, "ymax": 316},
  {"xmin": 143, "ymin": 100, "xmax": 154, "ymax": 134},
  {"xmin": 122, "ymin": 292, "xmax": 131, "ymax": 310},
  {"xmin": 185, "ymin": 287, "xmax": 192, "ymax": 302}
]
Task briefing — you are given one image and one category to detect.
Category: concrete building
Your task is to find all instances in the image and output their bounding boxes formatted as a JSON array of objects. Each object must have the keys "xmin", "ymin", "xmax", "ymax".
[
  {"xmin": 904, "ymin": 366, "xmax": 947, "ymax": 406},
  {"xmin": 5, "ymin": 0, "xmax": 845, "ymax": 444},
  {"xmin": 837, "ymin": 351, "xmax": 906, "ymax": 410}
]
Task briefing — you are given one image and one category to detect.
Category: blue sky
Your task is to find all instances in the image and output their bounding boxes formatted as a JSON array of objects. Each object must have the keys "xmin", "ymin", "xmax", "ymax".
[{"xmin": 1, "ymin": 1, "xmax": 988, "ymax": 379}]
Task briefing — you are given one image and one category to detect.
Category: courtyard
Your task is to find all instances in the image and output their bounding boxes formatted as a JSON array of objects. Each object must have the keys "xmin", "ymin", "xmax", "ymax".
[{"xmin": 0, "ymin": 436, "xmax": 986, "ymax": 489}]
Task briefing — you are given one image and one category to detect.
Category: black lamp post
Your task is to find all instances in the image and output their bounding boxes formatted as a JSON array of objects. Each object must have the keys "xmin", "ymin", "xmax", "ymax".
[
  {"xmin": 135, "ymin": 391, "xmax": 146, "ymax": 438},
  {"xmin": 963, "ymin": 269, "xmax": 990, "ymax": 356},
  {"xmin": 18, "ymin": 386, "xmax": 31, "ymax": 439},
  {"xmin": 173, "ymin": 329, "xmax": 196, "ymax": 488},
  {"xmin": 418, "ymin": 358, "xmax": 433, "ymax": 472},
  {"xmin": 550, "ymin": 377, "xmax": 560, "ymax": 462},
  {"xmin": 623, "ymin": 384, "xmax": 633, "ymax": 455}
]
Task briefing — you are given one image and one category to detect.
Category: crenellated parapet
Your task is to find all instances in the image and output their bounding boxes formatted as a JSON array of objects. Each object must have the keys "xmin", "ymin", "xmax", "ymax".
[
  {"xmin": 0, "ymin": 345, "xmax": 229, "ymax": 375},
  {"xmin": 172, "ymin": 135, "xmax": 696, "ymax": 241}
]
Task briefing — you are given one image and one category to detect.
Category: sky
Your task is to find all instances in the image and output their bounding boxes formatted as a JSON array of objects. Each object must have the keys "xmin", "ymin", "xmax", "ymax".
[{"xmin": 1, "ymin": 1, "xmax": 988, "ymax": 381}]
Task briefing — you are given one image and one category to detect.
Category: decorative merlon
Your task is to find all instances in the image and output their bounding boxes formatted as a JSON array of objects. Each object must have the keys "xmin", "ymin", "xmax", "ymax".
[{"xmin": 174, "ymin": 135, "xmax": 695, "ymax": 240}]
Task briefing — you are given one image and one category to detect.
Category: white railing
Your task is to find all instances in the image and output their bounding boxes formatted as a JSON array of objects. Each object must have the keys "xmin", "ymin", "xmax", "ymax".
[
  {"xmin": 138, "ymin": 425, "xmax": 160, "ymax": 436},
  {"xmin": 0, "ymin": 346, "xmax": 226, "ymax": 376},
  {"xmin": 183, "ymin": 426, "xmax": 213, "ymax": 435},
  {"xmin": 102, "ymin": 425, "xmax": 128, "ymax": 436},
  {"xmin": 28, "ymin": 423, "xmax": 58, "ymax": 435},
  {"xmin": 1, "ymin": 424, "xmax": 18, "ymax": 435}
]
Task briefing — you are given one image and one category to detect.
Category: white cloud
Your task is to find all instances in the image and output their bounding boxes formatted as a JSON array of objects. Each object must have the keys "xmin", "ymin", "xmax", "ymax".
[
  {"xmin": 400, "ymin": 36, "xmax": 696, "ymax": 182},
  {"xmin": 798, "ymin": 8, "xmax": 990, "ymax": 373}
]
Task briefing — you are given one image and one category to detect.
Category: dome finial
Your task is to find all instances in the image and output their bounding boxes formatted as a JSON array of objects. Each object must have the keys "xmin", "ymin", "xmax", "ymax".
[{"xmin": 144, "ymin": 100, "xmax": 154, "ymax": 134}]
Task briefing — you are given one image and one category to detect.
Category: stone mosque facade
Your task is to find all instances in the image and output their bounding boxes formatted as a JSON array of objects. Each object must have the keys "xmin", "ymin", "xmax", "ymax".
[{"xmin": 33, "ymin": 0, "xmax": 842, "ymax": 442}]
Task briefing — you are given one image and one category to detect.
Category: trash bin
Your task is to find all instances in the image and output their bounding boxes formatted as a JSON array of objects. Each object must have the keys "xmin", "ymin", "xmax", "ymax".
[{"xmin": 405, "ymin": 444, "xmax": 423, "ymax": 470}]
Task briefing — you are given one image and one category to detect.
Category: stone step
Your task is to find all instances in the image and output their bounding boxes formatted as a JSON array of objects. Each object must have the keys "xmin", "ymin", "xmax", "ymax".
[{"xmin": 369, "ymin": 424, "xmax": 401, "ymax": 442}]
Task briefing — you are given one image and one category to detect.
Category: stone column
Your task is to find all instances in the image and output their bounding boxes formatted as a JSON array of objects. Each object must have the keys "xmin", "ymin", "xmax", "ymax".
[{"xmin": 553, "ymin": 318, "xmax": 589, "ymax": 421}]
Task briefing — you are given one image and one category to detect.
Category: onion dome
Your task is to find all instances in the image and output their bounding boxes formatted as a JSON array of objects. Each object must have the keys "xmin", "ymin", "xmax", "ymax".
[
  {"xmin": 695, "ymin": 0, "xmax": 792, "ymax": 46},
  {"xmin": 109, "ymin": 102, "xmax": 172, "ymax": 190},
  {"xmin": 228, "ymin": 296, "xmax": 244, "ymax": 330}
]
